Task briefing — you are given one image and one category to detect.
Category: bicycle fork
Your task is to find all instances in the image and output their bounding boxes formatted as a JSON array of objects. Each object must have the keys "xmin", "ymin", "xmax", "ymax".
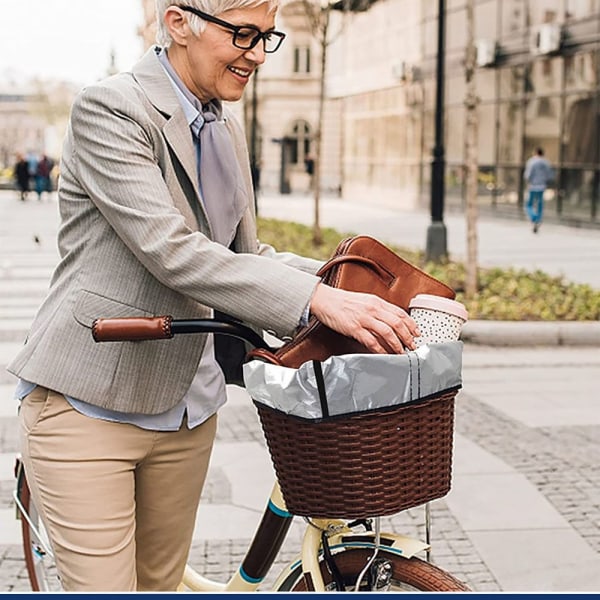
[{"xmin": 300, "ymin": 518, "xmax": 430, "ymax": 591}]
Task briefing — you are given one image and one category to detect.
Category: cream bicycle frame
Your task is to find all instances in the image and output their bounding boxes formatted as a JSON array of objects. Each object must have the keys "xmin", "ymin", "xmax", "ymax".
[{"xmin": 180, "ymin": 481, "xmax": 429, "ymax": 592}]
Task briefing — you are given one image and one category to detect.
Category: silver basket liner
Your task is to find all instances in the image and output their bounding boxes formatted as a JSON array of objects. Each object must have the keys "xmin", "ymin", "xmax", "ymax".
[{"xmin": 243, "ymin": 341, "xmax": 463, "ymax": 419}]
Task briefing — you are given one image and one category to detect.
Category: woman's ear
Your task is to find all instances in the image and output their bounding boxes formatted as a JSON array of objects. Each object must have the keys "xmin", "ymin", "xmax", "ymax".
[{"xmin": 163, "ymin": 6, "xmax": 190, "ymax": 46}]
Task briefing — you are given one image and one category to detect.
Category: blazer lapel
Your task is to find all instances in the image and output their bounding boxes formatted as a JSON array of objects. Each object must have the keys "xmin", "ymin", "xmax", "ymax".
[{"xmin": 132, "ymin": 48, "xmax": 207, "ymax": 231}]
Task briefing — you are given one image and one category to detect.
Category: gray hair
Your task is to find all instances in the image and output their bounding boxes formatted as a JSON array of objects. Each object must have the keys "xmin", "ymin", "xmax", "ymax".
[{"xmin": 155, "ymin": 0, "xmax": 280, "ymax": 47}]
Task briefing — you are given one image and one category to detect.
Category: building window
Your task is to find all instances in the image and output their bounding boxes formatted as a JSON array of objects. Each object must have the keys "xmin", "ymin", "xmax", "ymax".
[
  {"xmin": 289, "ymin": 120, "xmax": 311, "ymax": 165},
  {"xmin": 293, "ymin": 46, "xmax": 311, "ymax": 74}
]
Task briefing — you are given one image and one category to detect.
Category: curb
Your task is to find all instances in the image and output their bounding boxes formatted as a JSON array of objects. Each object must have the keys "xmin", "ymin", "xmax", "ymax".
[{"xmin": 462, "ymin": 320, "xmax": 600, "ymax": 347}]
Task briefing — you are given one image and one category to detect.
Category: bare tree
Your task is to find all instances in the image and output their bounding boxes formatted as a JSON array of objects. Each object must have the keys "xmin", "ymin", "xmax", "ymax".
[
  {"xmin": 299, "ymin": 0, "xmax": 332, "ymax": 245},
  {"xmin": 464, "ymin": 0, "xmax": 480, "ymax": 297},
  {"xmin": 299, "ymin": 0, "xmax": 360, "ymax": 245}
]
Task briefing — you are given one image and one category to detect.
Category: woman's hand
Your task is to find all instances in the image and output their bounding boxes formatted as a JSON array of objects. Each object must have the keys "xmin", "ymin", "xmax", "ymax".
[{"xmin": 308, "ymin": 283, "xmax": 420, "ymax": 354}]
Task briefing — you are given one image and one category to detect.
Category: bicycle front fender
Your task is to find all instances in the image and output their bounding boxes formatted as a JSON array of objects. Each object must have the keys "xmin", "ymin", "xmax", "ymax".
[
  {"xmin": 273, "ymin": 523, "xmax": 430, "ymax": 592},
  {"xmin": 328, "ymin": 530, "xmax": 430, "ymax": 559}
]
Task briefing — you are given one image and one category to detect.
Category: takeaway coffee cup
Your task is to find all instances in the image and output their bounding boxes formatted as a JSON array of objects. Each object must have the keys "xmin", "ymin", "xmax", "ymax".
[{"xmin": 408, "ymin": 294, "xmax": 469, "ymax": 347}]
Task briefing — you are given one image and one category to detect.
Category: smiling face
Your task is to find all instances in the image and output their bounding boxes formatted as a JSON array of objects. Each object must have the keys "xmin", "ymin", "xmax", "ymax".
[{"xmin": 164, "ymin": 3, "xmax": 277, "ymax": 104}]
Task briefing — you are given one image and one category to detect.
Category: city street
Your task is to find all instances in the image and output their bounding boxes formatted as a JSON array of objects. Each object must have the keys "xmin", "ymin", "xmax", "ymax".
[{"xmin": 0, "ymin": 190, "xmax": 599, "ymax": 592}]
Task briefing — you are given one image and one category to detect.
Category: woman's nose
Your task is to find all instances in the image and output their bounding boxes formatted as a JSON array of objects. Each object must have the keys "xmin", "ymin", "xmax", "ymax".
[{"xmin": 244, "ymin": 41, "xmax": 267, "ymax": 65}]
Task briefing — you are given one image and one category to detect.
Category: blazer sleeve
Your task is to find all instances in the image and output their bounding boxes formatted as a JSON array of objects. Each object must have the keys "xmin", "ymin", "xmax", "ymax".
[{"xmin": 67, "ymin": 83, "xmax": 320, "ymax": 338}]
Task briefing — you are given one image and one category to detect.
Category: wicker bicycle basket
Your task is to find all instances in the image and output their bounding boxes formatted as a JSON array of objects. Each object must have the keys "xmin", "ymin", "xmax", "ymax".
[{"xmin": 254, "ymin": 389, "xmax": 457, "ymax": 519}]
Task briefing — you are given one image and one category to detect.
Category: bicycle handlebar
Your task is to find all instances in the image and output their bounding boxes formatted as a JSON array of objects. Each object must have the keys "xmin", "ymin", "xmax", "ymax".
[{"xmin": 92, "ymin": 316, "xmax": 273, "ymax": 350}]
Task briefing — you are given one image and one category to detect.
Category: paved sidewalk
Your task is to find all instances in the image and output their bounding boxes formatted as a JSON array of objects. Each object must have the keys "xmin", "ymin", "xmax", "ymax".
[{"xmin": 0, "ymin": 191, "xmax": 599, "ymax": 592}]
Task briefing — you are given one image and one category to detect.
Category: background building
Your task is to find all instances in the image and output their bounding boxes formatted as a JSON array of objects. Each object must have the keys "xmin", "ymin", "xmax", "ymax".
[
  {"xmin": 0, "ymin": 85, "xmax": 46, "ymax": 171},
  {"xmin": 322, "ymin": 0, "xmax": 600, "ymax": 226},
  {"xmin": 0, "ymin": 80, "xmax": 75, "ymax": 189},
  {"xmin": 252, "ymin": 0, "xmax": 599, "ymax": 227},
  {"xmin": 119, "ymin": 1, "xmax": 600, "ymax": 228}
]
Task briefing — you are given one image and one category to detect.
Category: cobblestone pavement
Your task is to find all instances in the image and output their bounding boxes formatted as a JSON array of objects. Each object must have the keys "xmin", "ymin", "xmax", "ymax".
[
  {"xmin": 1, "ymin": 192, "xmax": 599, "ymax": 592},
  {"xmin": 5, "ymin": 351, "xmax": 600, "ymax": 592},
  {"xmin": 456, "ymin": 392, "xmax": 600, "ymax": 557}
]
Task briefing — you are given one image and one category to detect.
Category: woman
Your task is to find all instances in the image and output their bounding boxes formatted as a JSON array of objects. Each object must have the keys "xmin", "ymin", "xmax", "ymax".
[{"xmin": 8, "ymin": 0, "xmax": 419, "ymax": 590}]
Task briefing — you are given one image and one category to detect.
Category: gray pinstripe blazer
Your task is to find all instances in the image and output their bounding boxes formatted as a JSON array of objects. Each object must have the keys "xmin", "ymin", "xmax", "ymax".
[{"xmin": 7, "ymin": 47, "xmax": 321, "ymax": 414}]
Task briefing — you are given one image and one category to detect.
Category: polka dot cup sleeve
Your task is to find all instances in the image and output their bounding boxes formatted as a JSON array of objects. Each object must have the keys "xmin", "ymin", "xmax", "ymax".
[{"xmin": 408, "ymin": 294, "xmax": 469, "ymax": 347}]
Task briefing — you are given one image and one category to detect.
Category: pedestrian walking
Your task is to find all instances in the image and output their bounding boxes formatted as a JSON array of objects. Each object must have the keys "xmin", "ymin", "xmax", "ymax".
[
  {"xmin": 34, "ymin": 154, "xmax": 55, "ymax": 201},
  {"xmin": 524, "ymin": 147, "xmax": 554, "ymax": 233},
  {"xmin": 304, "ymin": 153, "xmax": 315, "ymax": 192},
  {"xmin": 13, "ymin": 153, "xmax": 30, "ymax": 201},
  {"xmin": 25, "ymin": 152, "xmax": 38, "ymax": 190},
  {"xmin": 6, "ymin": 0, "xmax": 420, "ymax": 592}
]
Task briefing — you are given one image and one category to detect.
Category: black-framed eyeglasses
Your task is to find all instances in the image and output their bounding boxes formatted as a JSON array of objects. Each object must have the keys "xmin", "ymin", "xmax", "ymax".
[{"xmin": 179, "ymin": 5, "xmax": 286, "ymax": 53}]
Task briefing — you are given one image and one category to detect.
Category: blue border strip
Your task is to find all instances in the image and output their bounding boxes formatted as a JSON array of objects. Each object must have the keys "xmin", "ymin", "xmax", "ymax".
[
  {"xmin": 268, "ymin": 499, "xmax": 292, "ymax": 518},
  {"xmin": 238, "ymin": 565, "xmax": 263, "ymax": 584}
]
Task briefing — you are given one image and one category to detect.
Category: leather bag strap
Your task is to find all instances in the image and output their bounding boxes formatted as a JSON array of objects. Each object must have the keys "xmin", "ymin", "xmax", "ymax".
[
  {"xmin": 246, "ymin": 347, "xmax": 285, "ymax": 365},
  {"xmin": 316, "ymin": 254, "xmax": 394, "ymax": 285}
]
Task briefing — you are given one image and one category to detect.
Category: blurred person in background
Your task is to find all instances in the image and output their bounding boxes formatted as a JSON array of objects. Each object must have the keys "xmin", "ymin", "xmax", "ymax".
[
  {"xmin": 14, "ymin": 153, "xmax": 30, "ymax": 201},
  {"xmin": 34, "ymin": 154, "xmax": 55, "ymax": 201},
  {"xmin": 524, "ymin": 147, "xmax": 554, "ymax": 233}
]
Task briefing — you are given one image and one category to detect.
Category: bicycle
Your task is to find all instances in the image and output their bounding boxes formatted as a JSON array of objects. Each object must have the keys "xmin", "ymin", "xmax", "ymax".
[{"xmin": 14, "ymin": 316, "xmax": 470, "ymax": 592}]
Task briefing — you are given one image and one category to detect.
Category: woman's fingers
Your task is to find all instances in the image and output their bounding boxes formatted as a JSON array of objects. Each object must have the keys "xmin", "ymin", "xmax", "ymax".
[{"xmin": 309, "ymin": 283, "xmax": 420, "ymax": 353}]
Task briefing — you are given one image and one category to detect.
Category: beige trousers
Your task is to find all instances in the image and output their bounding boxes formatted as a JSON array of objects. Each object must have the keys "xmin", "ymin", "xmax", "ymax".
[{"xmin": 19, "ymin": 386, "xmax": 217, "ymax": 591}]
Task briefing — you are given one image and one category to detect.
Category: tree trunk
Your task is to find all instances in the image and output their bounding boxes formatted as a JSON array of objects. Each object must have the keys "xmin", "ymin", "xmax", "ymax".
[
  {"xmin": 464, "ymin": 0, "xmax": 479, "ymax": 297},
  {"xmin": 312, "ymin": 10, "xmax": 330, "ymax": 246}
]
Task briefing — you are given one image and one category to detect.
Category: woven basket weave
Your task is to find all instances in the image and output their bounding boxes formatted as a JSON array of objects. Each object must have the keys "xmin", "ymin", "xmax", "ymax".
[{"xmin": 254, "ymin": 389, "xmax": 457, "ymax": 519}]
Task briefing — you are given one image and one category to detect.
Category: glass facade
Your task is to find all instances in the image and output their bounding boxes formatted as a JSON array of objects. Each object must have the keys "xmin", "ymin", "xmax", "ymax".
[{"xmin": 424, "ymin": 0, "xmax": 600, "ymax": 225}]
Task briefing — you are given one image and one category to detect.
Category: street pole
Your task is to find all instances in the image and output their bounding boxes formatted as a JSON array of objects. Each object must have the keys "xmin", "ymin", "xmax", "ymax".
[{"xmin": 426, "ymin": 0, "xmax": 448, "ymax": 262}]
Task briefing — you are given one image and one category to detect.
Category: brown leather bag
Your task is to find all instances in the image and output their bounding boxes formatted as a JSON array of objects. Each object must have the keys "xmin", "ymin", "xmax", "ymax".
[{"xmin": 248, "ymin": 235, "xmax": 456, "ymax": 368}]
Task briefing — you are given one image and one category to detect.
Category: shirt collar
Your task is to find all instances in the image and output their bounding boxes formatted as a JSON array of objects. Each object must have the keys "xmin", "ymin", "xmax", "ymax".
[
  {"xmin": 157, "ymin": 47, "xmax": 223, "ymax": 131},
  {"xmin": 157, "ymin": 47, "xmax": 201, "ymax": 128}
]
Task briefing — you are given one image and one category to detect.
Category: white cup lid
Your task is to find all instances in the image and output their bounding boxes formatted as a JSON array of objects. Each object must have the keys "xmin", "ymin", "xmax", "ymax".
[{"xmin": 409, "ymin": 294, "xmax": 468, "ymax": 321}]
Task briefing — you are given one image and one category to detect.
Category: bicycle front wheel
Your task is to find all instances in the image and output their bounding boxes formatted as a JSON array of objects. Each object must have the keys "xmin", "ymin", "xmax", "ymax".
[
  {"xmin": 276, "ymin": 547, "xmax": 470, "ymax": 592},
  {"xmin": 17, "ymin": 470, "xmax": 61, "ymax": 591}
]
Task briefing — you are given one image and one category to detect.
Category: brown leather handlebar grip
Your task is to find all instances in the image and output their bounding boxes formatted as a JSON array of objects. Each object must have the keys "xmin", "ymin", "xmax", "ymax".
[{"xmin": 92, "ymin": 316, "xmax": 173, "ymax": 342}]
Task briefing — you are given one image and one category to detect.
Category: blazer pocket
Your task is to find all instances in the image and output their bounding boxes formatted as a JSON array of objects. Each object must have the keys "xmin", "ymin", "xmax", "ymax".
[{"xmin": 72, "ymin": 290, "xmax": 151, "ymax": 328}]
